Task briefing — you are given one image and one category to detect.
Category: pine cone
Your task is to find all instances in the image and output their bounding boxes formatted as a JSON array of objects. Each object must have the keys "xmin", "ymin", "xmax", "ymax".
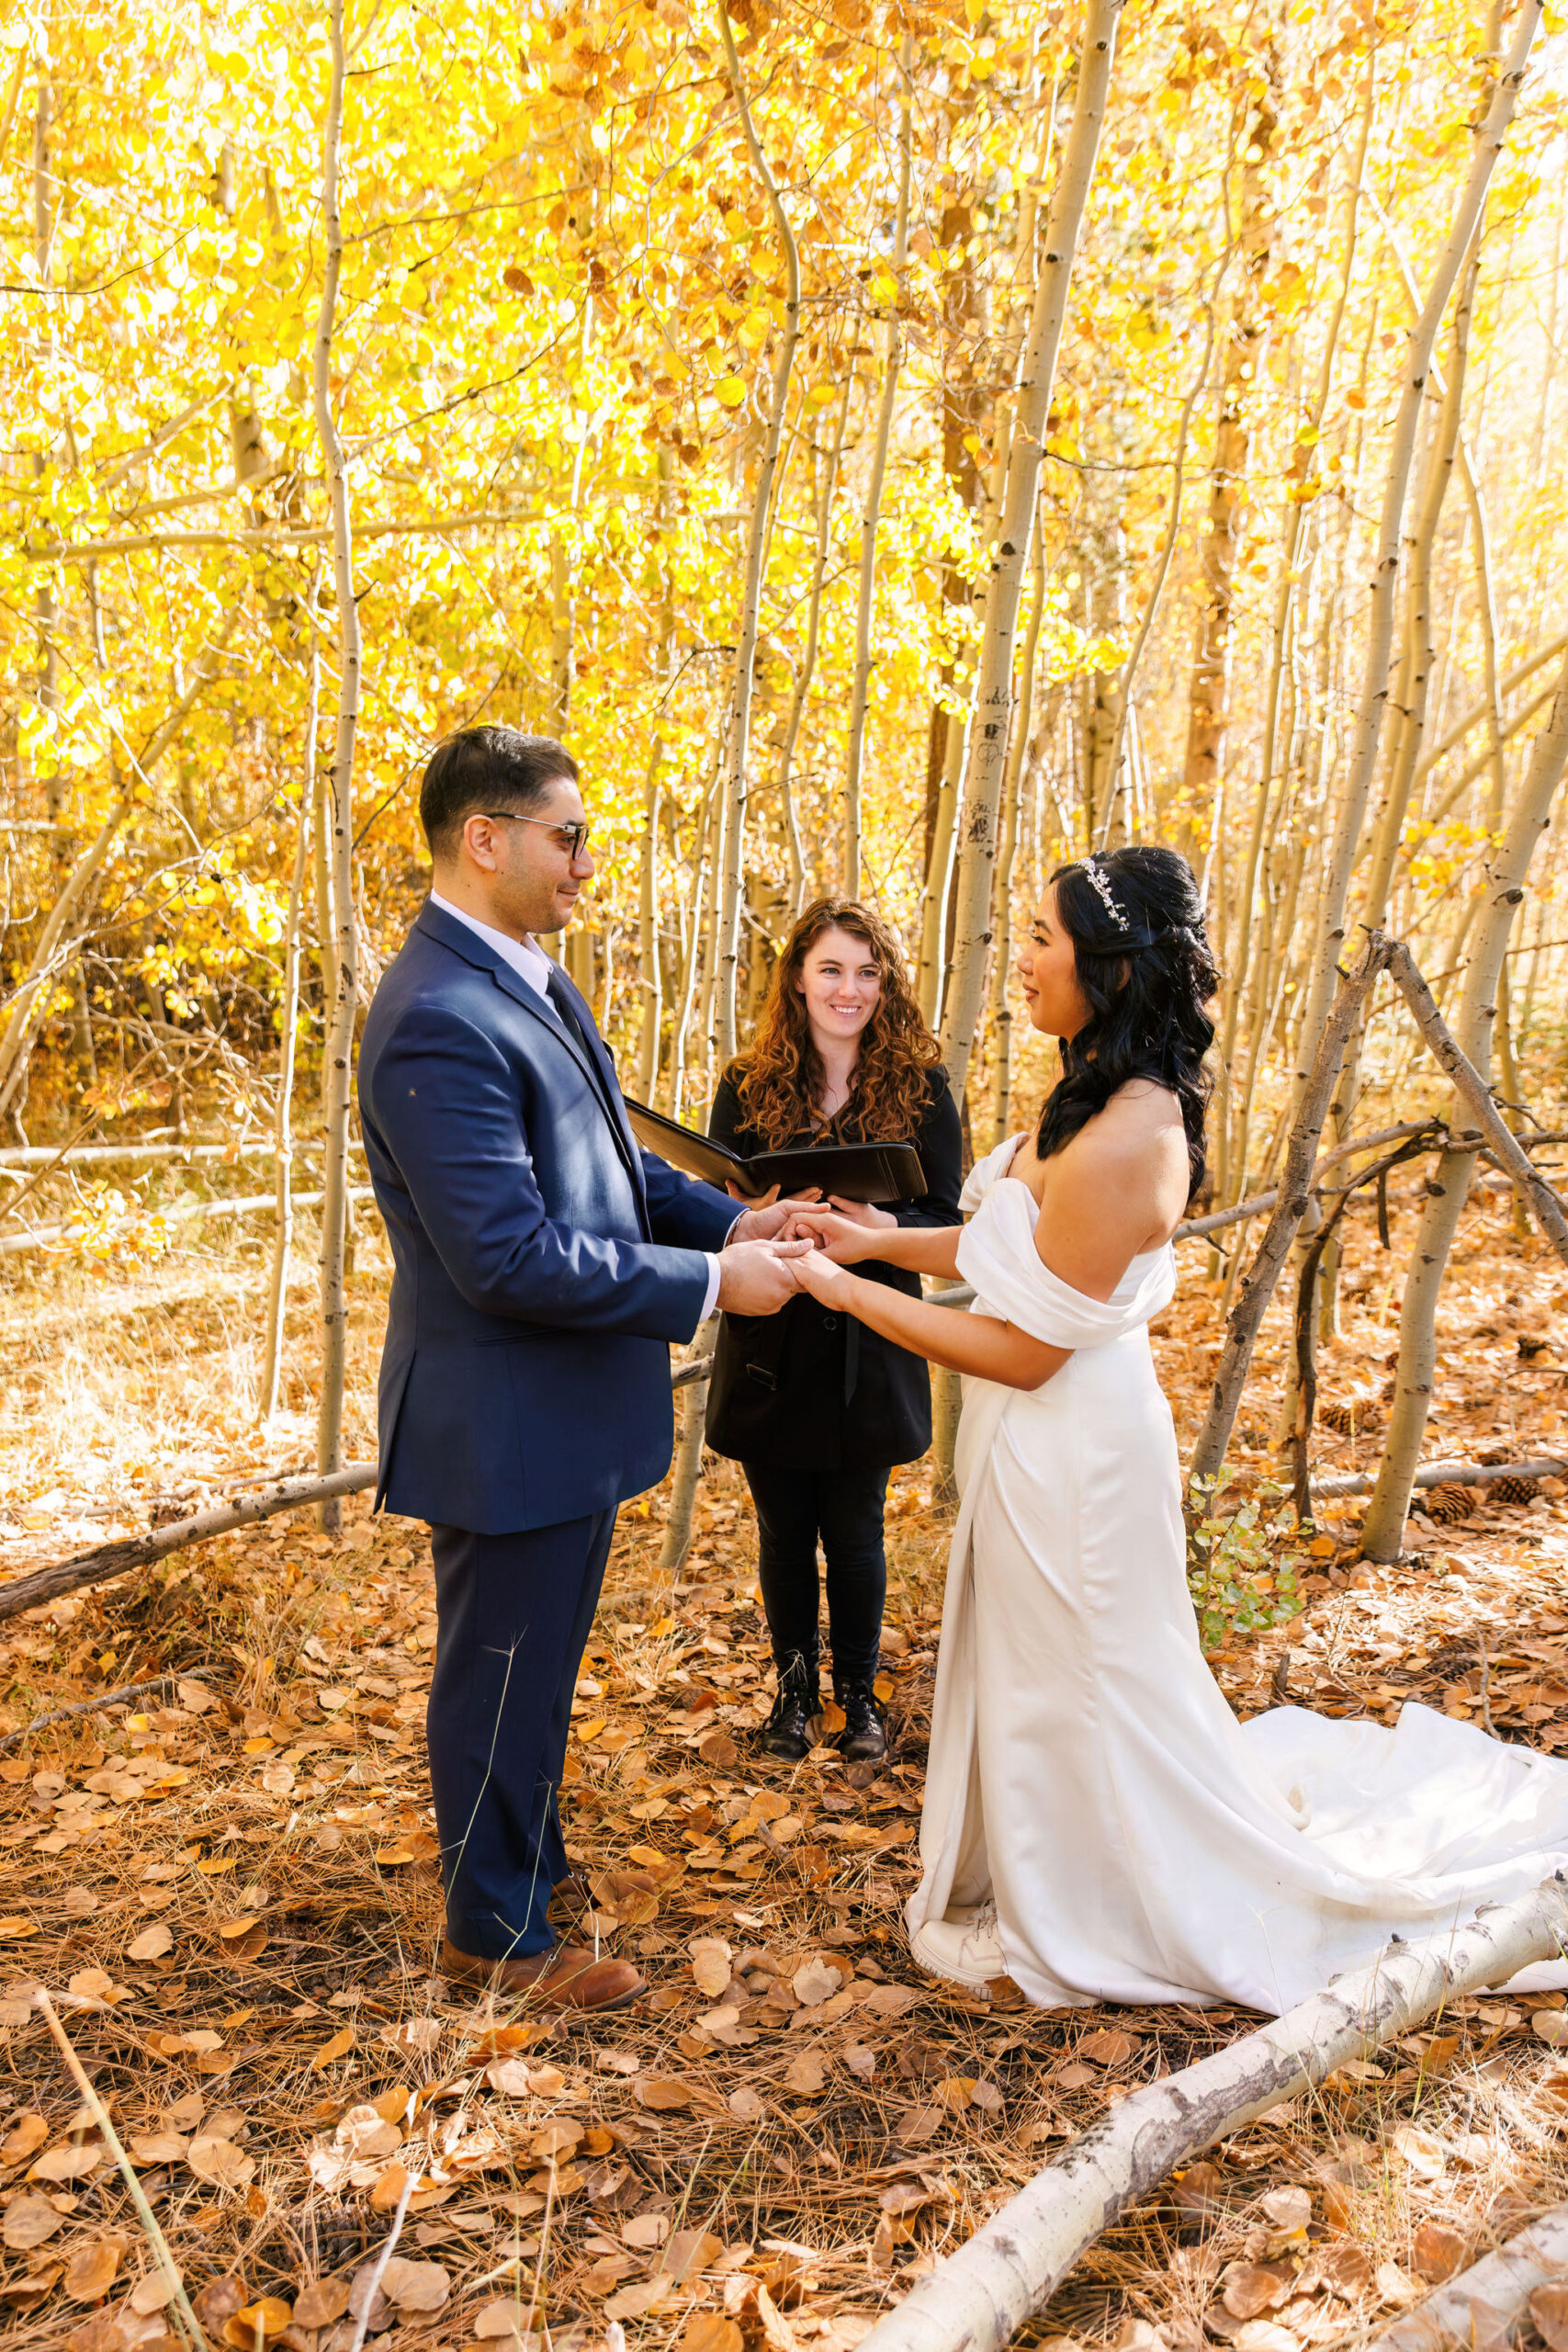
[
  {"xmin": 1320, "ymin": 1395, "xmax": 1383, "ymax": 1435},
  {"xmin": 1489, "ymin": 1474, "xmax": 1541, "ymax": 1505},
  {"xmin": 1424, "ymin": 1482, "xmax": 1479, "ymax": 1524}
]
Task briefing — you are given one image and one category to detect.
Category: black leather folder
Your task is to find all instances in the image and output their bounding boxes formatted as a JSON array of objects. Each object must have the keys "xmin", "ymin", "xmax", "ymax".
[{"xmin": 623, "ymin": 1099, "xmax": 927, "ymax": 1204}]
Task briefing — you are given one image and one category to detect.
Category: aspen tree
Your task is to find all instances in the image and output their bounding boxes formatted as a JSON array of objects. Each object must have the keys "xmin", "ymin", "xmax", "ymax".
[
  {"xmin": 311, "ymin": 0, "xmax": 362, "ymax": 1532},
  {"xmin": 941, "ymin": 0, "xmax": 1124, "ymax": 1100},
  {"xmin": 714, "ymin": 1, "xmax": 801, "ymax": 1064},
  {"xmin": 1288, "ymin": 3, "xmax": 1541, "ymax": 1101}
]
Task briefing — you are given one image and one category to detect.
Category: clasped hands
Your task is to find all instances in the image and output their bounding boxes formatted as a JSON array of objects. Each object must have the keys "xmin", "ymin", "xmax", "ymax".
[{"xmin": 714, "ymin": 1186, "xmax": 896, "ymax": 1317}]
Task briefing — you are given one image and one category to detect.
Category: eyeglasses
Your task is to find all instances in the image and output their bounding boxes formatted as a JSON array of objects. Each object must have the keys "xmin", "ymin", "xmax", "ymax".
[{"xmin": 481, "ymin": 811, "xmax": 592, "ymax": 861}]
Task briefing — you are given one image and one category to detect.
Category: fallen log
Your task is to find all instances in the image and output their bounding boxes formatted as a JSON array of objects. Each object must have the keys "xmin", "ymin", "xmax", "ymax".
[
  {"xmin": 856, "ymin": 1876, "xmax": 1568, "ymax": 2352},
  {"xmin": 0, "ymin": 1667, "xmax": 216, "ymax": 1752},
  {"xmin": 1371, "ymin": 2203, "xmax": 1568, "ymax": 2352},
  {"xmin": 1314, "ymin": 1454, "xmax": 1567, "ymax": 1499},
  {"xmin": 0, "ymin": 1465, "xmax": 378, "ymax": 1624},
  {"xmin": 0, "ymin": 1347, "xmax": 721, "ymax": 1624}
]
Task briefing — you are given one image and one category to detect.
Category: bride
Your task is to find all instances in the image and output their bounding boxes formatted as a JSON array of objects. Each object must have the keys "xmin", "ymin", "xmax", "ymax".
[{"xmin": 787, "ymin": 844, "xmax": 1568, "ymax": 2014}]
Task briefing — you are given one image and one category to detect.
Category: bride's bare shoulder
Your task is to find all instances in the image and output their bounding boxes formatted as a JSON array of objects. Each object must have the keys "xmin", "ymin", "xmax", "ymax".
[
  {"xmin": 1102, "ymin": 1077, "xmax": 1185, "ymax": 1129},
  {"xmin": 1055, "ymin": 1086, "xmax": 1190, "ymax": 1234},
  {"xmin": 1061, "ymin": 1081, "xmax": 1182, "ymax": 1165}
]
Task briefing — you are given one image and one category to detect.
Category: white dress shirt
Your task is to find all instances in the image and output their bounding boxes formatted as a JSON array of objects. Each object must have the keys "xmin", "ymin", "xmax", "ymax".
[{"xmin": 429, "ymin": 892, "xmax": 725, "ymax": 1317}]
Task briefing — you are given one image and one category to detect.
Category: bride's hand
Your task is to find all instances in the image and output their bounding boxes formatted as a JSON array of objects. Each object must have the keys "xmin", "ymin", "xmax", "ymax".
[
  {"xmin": 790, "ymin": 1244, "xmax": 859, "ymax": 1305},
  {"xmin": 781, "ymin": 1205, "xmax": 884, "ymax": 1262}
]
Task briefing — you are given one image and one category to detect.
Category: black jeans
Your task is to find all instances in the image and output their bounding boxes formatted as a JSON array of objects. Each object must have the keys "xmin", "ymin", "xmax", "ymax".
[{"xmin": 743, "ymin": 1460, "xmax": 890, "ymax": 1687}]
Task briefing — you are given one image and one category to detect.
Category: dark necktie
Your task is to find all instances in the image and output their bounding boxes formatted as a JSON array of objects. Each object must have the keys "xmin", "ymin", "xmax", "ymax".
[{"xmin": 545, "ymin": 967, "xmax": 617, "ymax": 1123}]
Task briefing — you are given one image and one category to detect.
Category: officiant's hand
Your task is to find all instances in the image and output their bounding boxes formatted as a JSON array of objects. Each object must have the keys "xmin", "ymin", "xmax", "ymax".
[
  {"xmin": 827, "ymin": 1194, "xmax": 897, "ymax": 1229},
  {"xmin": 716, "ymin": 1237, "xmax": 814, "ymax": 1315},
  {"xmin": 725, "ymin": 1184, "xmax": 822, "ymax": 1244}
]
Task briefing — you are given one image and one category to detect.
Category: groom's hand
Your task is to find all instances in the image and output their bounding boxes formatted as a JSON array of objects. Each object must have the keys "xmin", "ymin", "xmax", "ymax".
[
  {"xmin": 716, "ymin": 1238, "xmax": 813, "ymax": 1316},
  {"xmin": 726, "ymin": 1187, "xmax": 822, "ymax": 1244}
]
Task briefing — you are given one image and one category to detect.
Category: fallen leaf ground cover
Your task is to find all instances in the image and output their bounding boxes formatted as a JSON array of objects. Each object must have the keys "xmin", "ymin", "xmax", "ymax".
[{"xmin": 2, "ymin": 1175, "xmax": 1568, "ymax": 2352}]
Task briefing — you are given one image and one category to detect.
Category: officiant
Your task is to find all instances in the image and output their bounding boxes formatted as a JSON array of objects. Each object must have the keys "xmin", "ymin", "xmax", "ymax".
[{"xmin": 705, "ymin": 899, "xmax": 962, "ymax": 1766}]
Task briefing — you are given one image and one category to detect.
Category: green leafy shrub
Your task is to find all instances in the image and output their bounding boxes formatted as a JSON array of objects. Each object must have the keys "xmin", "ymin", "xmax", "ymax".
[{"xmin": 1187, "ymin": 1476, "xmax": 1304, "ymax": 1656}]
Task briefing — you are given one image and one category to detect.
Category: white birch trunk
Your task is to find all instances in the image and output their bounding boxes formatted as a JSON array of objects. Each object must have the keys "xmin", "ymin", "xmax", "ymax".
[
  {"xmin": 1373, "ymin": 2207, "xmax": 1568, "ymax": 2352},
  {"xmin": 1189, "ymin": 934, "xmax": 1390, "ymax": 1487},
  {"xmin": 637, "ymin": 738, "xmax": 663, "ymax": 1102},
  {"xmin": 988, "ymin": 531, "xmax": 1046, "ymax": 1149},
  {"xmin": 843, "ymin": 47, "xmax": 912, "ymax": 898},
  {"xmin": 940, "ymin": 0, "xmax": 1123, "ymax": 1098},
  {"xmin": 311, "ymin": 0, "xmax": 362, "ymax": 1532},
  {"xmin": 916, "ymin": 687, "xmax": 970, "ymax": 1029},
  {"xmin": 1362, "ymin": 712, "xmax": 1568, "ymax": 1563},
  {"xmin": 1218, "ymin": 66, "xmax": 1370, "ymax": 1209},
  {"xmin": 776, "ymin": 375, "xmax": 851, "ymax": 919},
  {"xmin": 1412, "ymin": 631, "xmax": 1568, "ymax": 798},
  {"xmin": 0, "ymin": 646, "xmax": 231, "ymax": 1121},
  {"xmin": 660, "ymin": 1319, "xmax": 718, "ymax": 1575},
  {"xmin": 671, "ymin": 778, "xmax": 716, "ymax": 1120},
  {"xmin": 260, "ymin": 638, "xmax": 317, "ymax": 1424},
  {"xmin": 855, "ymin": 1879, "xmax": 1568, "ymax": 2352},
  {"xmin": 714, "ymin": 3, "xmax": 801, "ymax": 1063},
  {"xmin": 1102, "ymin": 235, "xmax": 1229, "ymax": 804},
  {"xmin": 1289, "ymin": 3, "xmax": 1540, "ymax": 1102}
]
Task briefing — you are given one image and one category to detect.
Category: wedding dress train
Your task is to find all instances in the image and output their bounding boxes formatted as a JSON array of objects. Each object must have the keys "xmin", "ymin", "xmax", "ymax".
[{"xmin": 908, "ymin": 1136, "xmax": 1568, "ymax": 2014}]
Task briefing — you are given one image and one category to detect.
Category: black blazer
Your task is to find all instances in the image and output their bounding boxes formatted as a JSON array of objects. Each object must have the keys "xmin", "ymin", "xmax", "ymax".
[{"xmin": 703, "ymin": 1064, "xmax": 964, "ymax": 1470}]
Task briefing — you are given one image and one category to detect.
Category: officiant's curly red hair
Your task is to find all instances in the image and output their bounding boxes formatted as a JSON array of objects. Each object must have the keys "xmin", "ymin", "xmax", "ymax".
[{"xmin": 734, "ymin": 897, "xmax": 941, "ymax": 1149}]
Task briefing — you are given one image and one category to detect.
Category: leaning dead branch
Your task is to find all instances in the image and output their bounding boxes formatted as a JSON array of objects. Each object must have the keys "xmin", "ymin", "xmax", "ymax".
[
  {"xmin": 1385, "ymin": 939, "xmax": 1568, "ymax": 1267},
  {"xmin": 859, "ymin": 1877, "xmax": 1568, "ymax": 2352}
]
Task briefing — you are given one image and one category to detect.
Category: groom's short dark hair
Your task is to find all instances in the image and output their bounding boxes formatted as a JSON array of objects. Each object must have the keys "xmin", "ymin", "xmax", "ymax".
[{"xmin": 420, "ymin": 727, "xmax": 579, "ymax": 860}]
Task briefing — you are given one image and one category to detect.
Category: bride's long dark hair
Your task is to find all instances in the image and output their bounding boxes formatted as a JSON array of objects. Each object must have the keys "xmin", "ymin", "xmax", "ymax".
[{"xmin": 1035, "ymin": 844, "xmax": 1220, "ymax": 1203}]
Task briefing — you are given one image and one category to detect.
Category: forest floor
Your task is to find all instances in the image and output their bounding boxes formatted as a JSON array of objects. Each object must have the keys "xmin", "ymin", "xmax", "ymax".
[{"xmin": 2, "ymin": 1172, "xmax": 1568, "ymax": 2352}]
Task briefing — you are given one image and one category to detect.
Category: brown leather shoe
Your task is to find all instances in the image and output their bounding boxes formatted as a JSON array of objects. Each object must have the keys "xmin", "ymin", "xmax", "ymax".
[
  {"xmin": 439, "ymin": 1936, "xmax": 645, "ymax": 2011},
  {"xmin": 547, "ymin": 1864, "xmax": 593, "ymax": 1925}
]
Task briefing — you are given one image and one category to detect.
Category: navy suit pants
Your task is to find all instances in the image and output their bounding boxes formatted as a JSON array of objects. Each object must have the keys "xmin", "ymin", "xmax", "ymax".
[{"xmin": 427, "ymin": 1510, "xmax": 615, "ymax": 1958}]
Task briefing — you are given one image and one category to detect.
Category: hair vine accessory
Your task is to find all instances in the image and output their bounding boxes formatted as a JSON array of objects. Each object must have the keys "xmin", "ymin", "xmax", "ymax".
[{"xmin": 1079, "ymin": 854, "xmax": 1131, "ymax": 933}]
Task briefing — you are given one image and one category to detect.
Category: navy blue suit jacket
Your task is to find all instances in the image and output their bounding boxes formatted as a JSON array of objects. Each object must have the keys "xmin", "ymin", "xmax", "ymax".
[{"xmin": 358, "ymin": 899, "xmax": 738, "ymax": 1533}]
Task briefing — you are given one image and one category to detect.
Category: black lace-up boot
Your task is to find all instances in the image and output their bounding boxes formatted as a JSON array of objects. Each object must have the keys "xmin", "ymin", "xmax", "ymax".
[
  {"xmin": 834, "ymin": 1674, "xmax": 888, "ymax": 1763},
  {"xmin": 758, "ymin": 1652, "xmax": 818, "ymax": 1761}
]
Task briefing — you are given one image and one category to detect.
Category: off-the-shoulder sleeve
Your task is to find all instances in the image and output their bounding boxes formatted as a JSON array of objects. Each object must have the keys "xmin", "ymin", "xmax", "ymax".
[
  {"xmin": 959, "ymin": 1132, "xmax": 1029, "ymax": 1215},
  {"xmin": 956, "ymin": 1181, "xmax": 1176, "ymax": 1349}
]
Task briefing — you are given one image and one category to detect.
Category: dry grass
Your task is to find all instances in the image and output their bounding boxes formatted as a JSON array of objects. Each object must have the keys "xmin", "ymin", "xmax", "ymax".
[{"xmin": 2, "ymin": 1180, "xmax": 1568, "ymax": 2352}]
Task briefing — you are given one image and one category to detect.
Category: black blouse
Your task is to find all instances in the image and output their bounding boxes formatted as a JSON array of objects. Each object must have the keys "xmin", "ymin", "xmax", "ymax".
[{"xmin": 703, "ymin": 1063, "xmax": 964, "ymax": 1470}]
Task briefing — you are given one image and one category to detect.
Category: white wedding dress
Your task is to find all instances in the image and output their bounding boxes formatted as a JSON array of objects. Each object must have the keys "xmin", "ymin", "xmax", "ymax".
[{"xmin": 908, "ymin": 1136, "xmax": 1568, "ymax": 2014}]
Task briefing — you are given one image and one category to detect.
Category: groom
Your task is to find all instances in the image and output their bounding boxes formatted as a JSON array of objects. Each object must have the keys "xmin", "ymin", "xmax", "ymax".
[{"xmin": 359, "ymin": 726, "xmax": 805, "ymax": 2010}]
